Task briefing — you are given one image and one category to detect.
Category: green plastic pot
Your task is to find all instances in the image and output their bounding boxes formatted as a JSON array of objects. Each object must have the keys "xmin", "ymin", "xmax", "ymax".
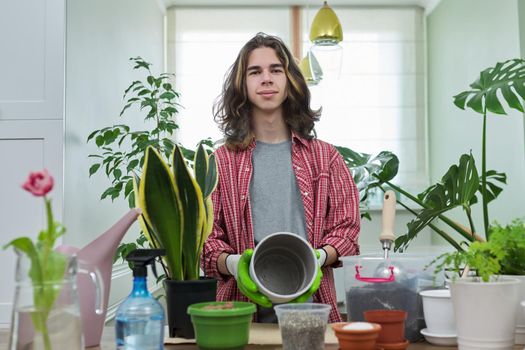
[{"xmin": 187, "ymin": 301, "xmax": 256, "ymax": 350}]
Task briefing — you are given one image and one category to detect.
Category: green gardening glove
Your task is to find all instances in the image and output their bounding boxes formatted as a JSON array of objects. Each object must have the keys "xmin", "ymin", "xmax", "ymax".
[
  {"xmin": 289, "ymin": 249, "xmax": 323, "ymax": 303},
  {"xmin": 236, "ymin": 249, "xmax": 273, "ymax": 308}
]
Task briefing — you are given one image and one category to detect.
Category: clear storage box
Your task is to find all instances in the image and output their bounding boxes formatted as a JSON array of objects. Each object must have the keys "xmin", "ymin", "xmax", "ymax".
[{"xmin": 340, "ymin": 254, "xmax": 443, "ymax": 342}]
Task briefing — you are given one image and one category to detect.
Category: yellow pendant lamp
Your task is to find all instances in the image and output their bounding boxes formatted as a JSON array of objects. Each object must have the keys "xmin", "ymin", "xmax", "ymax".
[
  {"xmin": 309, "ymin": 1, "xmax": 343, "ymax": 46},
  {"xmin": 299, "ymin": 50, "xmax": 323, "ymax": 86}
]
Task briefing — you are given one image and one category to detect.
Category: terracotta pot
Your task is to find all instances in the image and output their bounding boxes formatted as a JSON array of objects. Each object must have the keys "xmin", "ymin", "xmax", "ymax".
[
  {"xmin": 331, "ymin": 322, "xmax": 382, "ymax": 350},
  {"xmin": 363, "ymin": 309, "xmax": 407, "ymax": 344},
  {"xmin": 376, "ymin": 340, "xmax": 409, "ymax": 350}
]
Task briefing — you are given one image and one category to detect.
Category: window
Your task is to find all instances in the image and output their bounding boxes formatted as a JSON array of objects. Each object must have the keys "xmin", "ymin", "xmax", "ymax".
[
  {"xmin": 167, "ymin": 7, "xmax": 291, "ymax": 148},
  {"xmin": 303, "ymin": 7, "xmax": 427, "ymax": 199},
  {"xmin": 168, "ymin": 6, "xmax": 427, "ymax": 198}
]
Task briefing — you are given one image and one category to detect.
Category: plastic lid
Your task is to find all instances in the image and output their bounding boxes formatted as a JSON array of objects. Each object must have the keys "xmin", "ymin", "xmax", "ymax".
[{"xmin": 187, "ymin": 301, "xmax": 256, "ymax": 317}]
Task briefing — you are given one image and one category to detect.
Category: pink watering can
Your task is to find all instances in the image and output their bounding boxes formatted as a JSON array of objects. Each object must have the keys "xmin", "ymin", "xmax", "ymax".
[{"xmin": 56, "ymin": 208, "xmax": 141, "ymax": 347}]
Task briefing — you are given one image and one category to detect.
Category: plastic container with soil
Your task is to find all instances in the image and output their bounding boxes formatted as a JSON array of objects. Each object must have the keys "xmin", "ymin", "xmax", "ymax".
[
  {"xmin": 274, "ymin": 303, "xmax": 331, "ymax": 350},
  {"xmin": 332, "ymin": 322, "xmax": 382, "ymax": 350},
  {"xmin": 341, "ymin": 254, "xmax": 442, "ymax": 342},
  {"xmin": 187, "ymin": 301, "xmax": 256, "ymax": 350}
]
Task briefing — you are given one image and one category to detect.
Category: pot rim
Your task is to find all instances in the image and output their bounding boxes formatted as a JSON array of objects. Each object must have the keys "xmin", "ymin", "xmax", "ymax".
[
  {"xmin": 363, "ymin": 309, "xmax": 407, "ymax": 323},
  {"xmin": 331, "ymin": 321, "xmax": 381, "ymax": 334},
  {"xmin": 187, "ymin": 301, "xmax": 256, "ymax": 317},
  {"xmin": 419, "ymin": 289, "xmax": 450, "ymax": 298},
  {"xmin": 450, "ymin": 276, "xmax": 520, "ymax": 286}
]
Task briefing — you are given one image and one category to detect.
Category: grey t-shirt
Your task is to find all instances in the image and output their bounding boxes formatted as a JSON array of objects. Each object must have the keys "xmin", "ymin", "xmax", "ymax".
[
  {"xmin": 249, "ymin": 140, "xmax": 309, "ymax": 323},
  {"xmin": 250, "ymin": 140, "xmax": 307, "ymax": 244}
]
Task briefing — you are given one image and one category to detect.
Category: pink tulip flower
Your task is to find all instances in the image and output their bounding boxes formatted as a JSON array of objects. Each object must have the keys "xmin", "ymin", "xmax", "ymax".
[{"xmin": 22, "ymin": 169, "xmax": 54, "ymax": 197}]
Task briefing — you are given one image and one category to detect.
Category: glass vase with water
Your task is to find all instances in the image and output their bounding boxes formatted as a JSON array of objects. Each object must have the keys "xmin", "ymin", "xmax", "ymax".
[{"xmin": 8, "ymin": 252, "xmax": 84, "ymax": 350}]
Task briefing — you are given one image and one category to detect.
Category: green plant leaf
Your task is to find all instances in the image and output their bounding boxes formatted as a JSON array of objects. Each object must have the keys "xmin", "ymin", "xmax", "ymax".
[
  {"xmin": 483, "ymin": 170, "xmax": 507, "ymax": 203},
  {"xmin": 4, "ymin": 238, "xmax": 43, "ymax": 283},
  {"xmin": 123, "ymin": 80, "xmax": 142, "ymax": 96},
  {"xmin": 204, "ymin": 154, "xmax": 218, "ymax": 199},
  {"xmin": 126, "ymin": 159, "xmax": 139, "ymax": 172},
  {"xmin": 87, "ymin": 130, "xmax": 100, "ymax": 142},
  {"xmin": 89, "ymin": 163, "xmax": 101, "ymax": 177},
  {"xmin": 124, "ymin": 178, "xmax": 134, "ymax": 198},
  {"xmin": 489, "ymin": 219, "xmax": 525, "ymax": 275},
  {"xmin": 95, "ymin": 135, "xmax": 104, "ymax": 147},
  {"xmin": 172, "ymin": 146, "xmax": 205, "ymax": 280},
  {"xmin": 453, "ymin": 59, "xmax": 525, "ymax": 115},
  {"xmin": 131, "ymin": 57, "xmax": 151, "ymax": 70},
  {"xmin": 396, "ymin": 153, "xmax": 479, "ymax": 251},
  {"xmin": 101, "ymin": 186, "xmax": 116, "ymax": 200},
  {"xmin": 335, "ymin": 146, "xmax": 399, "ymax": 202},
  {"xmin": 160, "ymin": 92, "xmax": 176, "ymax": 100},
  {"xmin": 147, "ymin": 76, "xmax": 155, "ymax": 86},
  {"xmin": 194, "ymin": 144, "xmax": 208, "ymax": 195},
  {"xmin": 139, "ymin": 147, "xmax": 183, "ymax": 280}
]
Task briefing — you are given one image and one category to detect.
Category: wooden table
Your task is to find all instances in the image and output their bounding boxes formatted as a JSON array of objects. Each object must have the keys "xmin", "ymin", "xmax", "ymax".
[{"xmin": 2, "ymin": 327, "xmax": 523, "ymax": 349}]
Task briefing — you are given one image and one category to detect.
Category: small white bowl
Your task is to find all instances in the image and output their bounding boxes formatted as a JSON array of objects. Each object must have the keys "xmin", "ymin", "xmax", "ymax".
[{"xmin": 421, "ymin": 328, "xmax": 457, "ymax": 346}]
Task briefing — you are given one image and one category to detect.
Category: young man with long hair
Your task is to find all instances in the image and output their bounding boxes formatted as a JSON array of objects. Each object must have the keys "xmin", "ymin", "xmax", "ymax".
[{"xmin": 202, "ymin": 33, "xmax": 360, "ymax": 323}]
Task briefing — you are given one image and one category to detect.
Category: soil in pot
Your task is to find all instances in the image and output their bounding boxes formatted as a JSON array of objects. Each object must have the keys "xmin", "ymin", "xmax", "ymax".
[
  {"xmin": 364, "ymin": 309, "xmax": 407, "ymax": 344},
  {"xmin": 332, "ymin": 322, "xmax": 381, "ymax": 350}
]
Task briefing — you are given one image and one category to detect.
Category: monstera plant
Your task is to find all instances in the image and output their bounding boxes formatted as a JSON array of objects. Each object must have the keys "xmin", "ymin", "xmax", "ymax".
[{"xmin": 338, "ymin": 58, "xmax": 525, "ymax": 255}]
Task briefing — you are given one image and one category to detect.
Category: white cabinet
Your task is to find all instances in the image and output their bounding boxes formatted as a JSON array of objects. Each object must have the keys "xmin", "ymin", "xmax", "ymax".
[{"xmin": 0, "ymin": 0, "xmax": 65, "ymax": 326}]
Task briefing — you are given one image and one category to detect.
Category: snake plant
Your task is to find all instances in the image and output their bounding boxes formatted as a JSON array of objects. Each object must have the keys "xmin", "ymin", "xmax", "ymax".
[{"xmin": 137, "ymin": 144, "xmax": 218, "ymax": 281}]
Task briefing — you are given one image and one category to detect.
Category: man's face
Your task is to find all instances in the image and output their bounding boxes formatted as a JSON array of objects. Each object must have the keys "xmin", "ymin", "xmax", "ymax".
[{"xmin": 245, "ymin": 47, "xmax": 288, "ymax": 116}]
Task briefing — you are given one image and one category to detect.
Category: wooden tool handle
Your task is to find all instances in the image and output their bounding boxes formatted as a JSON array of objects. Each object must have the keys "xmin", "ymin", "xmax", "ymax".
[{"xmin": 379, "ymin": 190, "xmax": 396, "ymax": 242}]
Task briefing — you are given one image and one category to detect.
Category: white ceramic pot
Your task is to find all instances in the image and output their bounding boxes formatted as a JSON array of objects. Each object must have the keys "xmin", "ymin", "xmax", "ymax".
[
  {"xmin": 501, "ymin": 275, "xmax": 525, "ymax": 345},
  {"xmin": 420, "ymin": 289, "xmax": 456, "ymax": 335},
  {"xmin": 249, "ymin": 232, "xmax": 317, "ymax": 303},
  {"xmin": 450, "ymin": 277, "xmax": 520, "ymax": 350}
]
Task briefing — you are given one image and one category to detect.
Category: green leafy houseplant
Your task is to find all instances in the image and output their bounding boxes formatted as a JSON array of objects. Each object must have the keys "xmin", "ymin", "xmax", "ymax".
[
  {"xmin": 336, "ymin": 58, "xmax": 525, "ymax": 276},
  {"xmin": 4, "ymin": 170, "xmax": 67, "ymax": 350},
  {"xmin": 87, "ymin": 57, "xmax": 213, "ymax": 263},
  {"xmin": 432, "ymin": 219, "xmax": 525, "ymax": 282},
  {"xmin": 87, "ymin": 57, "xmax": 183, "ymax": 207},
  {"xmin": 137, "ymin": 144, "xmax": 218, "ymax": 281}
]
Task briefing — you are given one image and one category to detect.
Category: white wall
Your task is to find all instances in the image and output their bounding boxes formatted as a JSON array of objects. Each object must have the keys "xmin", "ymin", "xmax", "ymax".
[
  {"xmin": 65, "ymin": 0, "xmax": 165, "ymax": 319},
  {"xmin": 427, "ymin": 0, "xmax": 525, "ymax": 243}
]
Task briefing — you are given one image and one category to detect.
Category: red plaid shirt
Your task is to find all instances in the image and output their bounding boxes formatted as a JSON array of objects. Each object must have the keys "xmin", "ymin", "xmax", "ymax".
[{"xmin": 202, "ymin": 132, "xmax": 360, "ymax": 322}]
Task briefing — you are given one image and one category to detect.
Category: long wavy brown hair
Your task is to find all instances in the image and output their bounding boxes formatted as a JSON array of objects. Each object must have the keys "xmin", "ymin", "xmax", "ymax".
[{"xmin": 213, "ymin": 32, "xmax": 321, "ymax": 150}]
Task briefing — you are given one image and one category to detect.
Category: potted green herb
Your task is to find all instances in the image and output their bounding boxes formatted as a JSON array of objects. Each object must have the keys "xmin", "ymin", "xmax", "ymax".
[
  {"xmin": 429, "ymin": 220, "xmax": 524, "ymax": 349},
  {"xmin": 137, "ymin": 144, "xmax": 218, "ymax": 339}
]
